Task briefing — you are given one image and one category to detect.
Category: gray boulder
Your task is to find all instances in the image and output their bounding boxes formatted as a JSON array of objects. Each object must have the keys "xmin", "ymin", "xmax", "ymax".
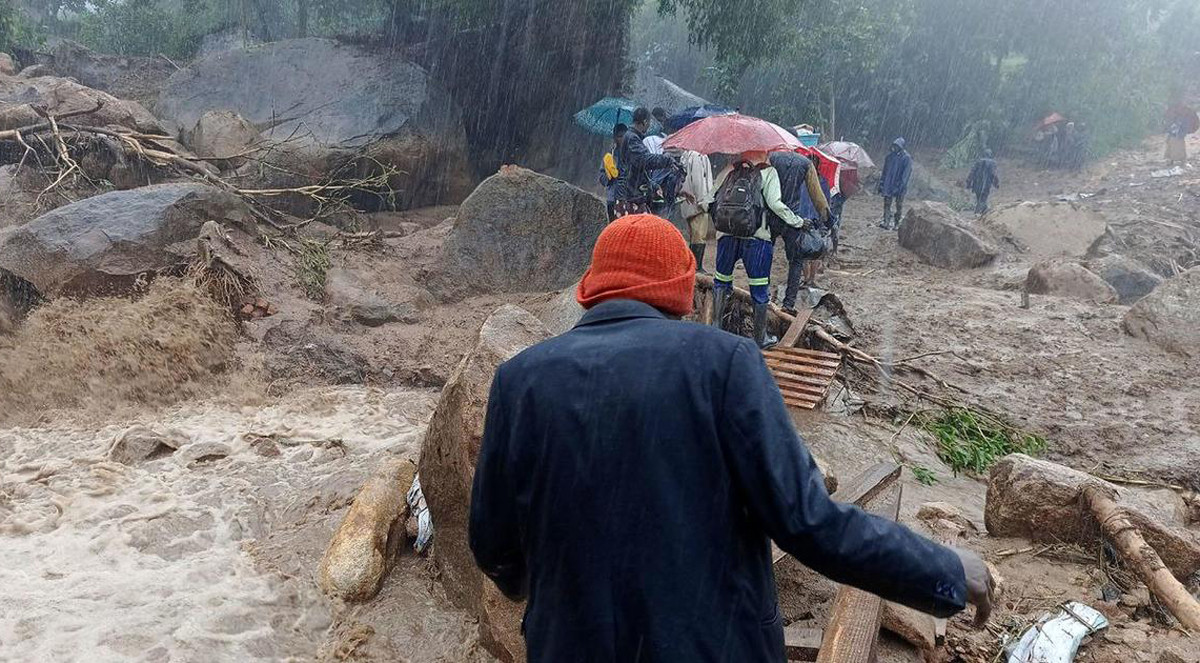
[
  {"xmin": 0, "ymin": 52, "xmax": 15, "ymax": 76},
  {"xmin": 187, "ymin": 110, "xmax": 262, "ymax": 171},
  {"xmin": 419, "ymin": 304, "xmax": 550, "ymax": 662},
  {"xmin": 425, "ymin": 166, "xmax": 608, "ymax": 300},
  {"xmin": 324, "ymin": 266, "xmax": 432, "ymax": 327},
  {"xmin": 898, "ymin": 201, "xmax": 997, "ymax": 270},
  {"xmin": 536, "ymin": 283, "xmax": 586, "ymax": 336},
  {"xmin": 1025, "ymin": 260, "xmax": 1117, "ymax": 303},
  {"xmin": 1123, "ymin": 267, "xmax": 1200, "ymax": 357},
  {"xmin": 984, "ymin": 202, "xmax": 1108, "ymax": 258},
  {"xmin": 156, "ymin": 39, "xmax": 473, "ymax": 210},
  {"xmin": 47, "ymin": 41, "xmax": 175, "ymax": 106},
  {"xmin": 1086, "ymin": 254, "xmax": 1162, "ymax": 304},
  {"xmin": 0, "ymin": 69, "xmax": 164, "ymax": 133},
  {"xmin": 0, "ymin": 183, "xmax": 249, "ymax": 301},
  {"xmin": 263, "ymin": 321, "xmax": 370, "ymax": 384}
]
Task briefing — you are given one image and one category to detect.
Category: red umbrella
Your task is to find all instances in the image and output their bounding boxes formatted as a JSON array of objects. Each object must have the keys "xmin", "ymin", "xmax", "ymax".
[{"xmin": 662, "ymin": 113, "xmax": 802, "ymax": 155}]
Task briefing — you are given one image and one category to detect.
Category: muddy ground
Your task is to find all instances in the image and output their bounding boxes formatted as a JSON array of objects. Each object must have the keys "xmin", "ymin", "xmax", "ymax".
[{"xmin": 1, "ymin": 133, "xmax": 1198, "ymax": 661}]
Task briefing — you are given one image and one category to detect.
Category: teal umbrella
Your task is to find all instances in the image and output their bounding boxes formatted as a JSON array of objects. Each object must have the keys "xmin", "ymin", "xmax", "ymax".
[{"xmin": 574, "ymin": 97, "xmax": 637, "ymax": 136}]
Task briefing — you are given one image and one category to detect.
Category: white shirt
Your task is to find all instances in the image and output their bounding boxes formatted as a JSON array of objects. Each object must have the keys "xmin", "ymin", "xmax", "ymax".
[{"xmin": 643, "ymin": 134, "xmax": 665, "ymax": 155}]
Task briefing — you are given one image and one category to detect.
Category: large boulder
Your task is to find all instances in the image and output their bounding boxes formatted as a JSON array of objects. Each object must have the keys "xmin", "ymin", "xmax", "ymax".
[
  {"xmin": 418, "ymin": 304, "xmax": 550, "ymax": 662},
  {"xmin": 157, "ymin": 39, "xmax": 473, "ymax": 210},
  {"xmin": 898, "ymin": 201, "xmax": 997, "ymax": 270},
  {"xmin": 983, "ymin": 202, "xmax": 1108, "ymax": 258},
  {"xmin": 535, "ymin": 283, "xmax": 586, "ymax": 336},
  {"xmin": 1123, "ymin": 267, "xmax": 1200, "ymax": 357},
  {"xmin": 425, "ymin": 166, "xmax": 608, "ymax": 301},
  {"xmin": 0, "ymin": 183, "xmax": 248, "ymax": 300},
  {"xmin": 1025, "ymin": 260, "xmax": 1117, "ymax": 303},
  {"xmin": 0, "ymin": 53, "xmax": 16, "ymax": 76},
  {"xmin": 323, "ymin": 266, "xmax": 432, "ymax": 327},
  {"xmin": 1086, "ymin": 254, "xmax": 1163, "ymax": 305},
  {"xmin": 0, "ymin": 70, "xmax": 164, "ymax": 134},
  {"xmin": 187, "ymin": 110, "xmax": 262, "ymax": 171},
  {"xmin": 986, "ymin": 454, "xmax": 1200, "ymax": 578},
  {"xmin": 46, "ymin": 41, "xmax": 175, "ymax": 107}
]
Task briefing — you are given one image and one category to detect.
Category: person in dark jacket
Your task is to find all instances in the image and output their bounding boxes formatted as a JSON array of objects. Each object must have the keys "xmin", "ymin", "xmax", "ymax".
[
  {"xmin": 965, "ymin": 149, "xmax": 1000, "ymax": 215},
  {"xmin": 878, "ymin": 137, "xmax": 913, "ymax": 230},
  {"xmin": 768, "ymin": 151, "xmax": 829, "ymax": 313},
  {"xmin": 614, "ymin": 107, "xmax": 678, "ymax": 217},
  {"xmin": 470, "ymin": 214, "xmax": 994, "ymax": 663}
]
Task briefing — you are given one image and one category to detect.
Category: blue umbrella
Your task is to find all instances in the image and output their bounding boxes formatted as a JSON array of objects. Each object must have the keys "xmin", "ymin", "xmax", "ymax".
[
  {"xmin": 665, "ymin": 104, "xmax": 736, "ymax": 133},
  {"xmin": 574, "ymin": 97, "xmax": 638, "ymax": 136}
]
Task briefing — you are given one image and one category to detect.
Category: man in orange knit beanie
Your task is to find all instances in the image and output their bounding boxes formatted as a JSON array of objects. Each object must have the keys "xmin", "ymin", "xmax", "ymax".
[{"xmin": 470, "ymin": 213, "xmax": 992, "ymax": 663}]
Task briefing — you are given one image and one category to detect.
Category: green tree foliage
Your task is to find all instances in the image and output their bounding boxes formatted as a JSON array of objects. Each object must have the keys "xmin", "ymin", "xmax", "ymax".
[{"xmin": 660, "ymin": 0, "xmax": 1200, "ymax": 154}]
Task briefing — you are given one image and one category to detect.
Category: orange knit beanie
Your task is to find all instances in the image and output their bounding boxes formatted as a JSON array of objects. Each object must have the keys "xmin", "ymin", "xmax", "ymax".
[{"xmin": 576, "ymin": 214, "xmax": 696, "ymax": 316}]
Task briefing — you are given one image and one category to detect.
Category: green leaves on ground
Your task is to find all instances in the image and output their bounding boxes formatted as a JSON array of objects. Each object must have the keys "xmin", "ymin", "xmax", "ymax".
[{"xmin": 922, "ymin": 407, "xmax": 1047, "ymax": 476}]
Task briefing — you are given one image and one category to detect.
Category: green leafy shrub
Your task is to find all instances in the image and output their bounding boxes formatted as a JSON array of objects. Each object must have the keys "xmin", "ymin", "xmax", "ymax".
[{"xmin": 922, "ymin": 407, "xmax": 1047, "ymax": 476}]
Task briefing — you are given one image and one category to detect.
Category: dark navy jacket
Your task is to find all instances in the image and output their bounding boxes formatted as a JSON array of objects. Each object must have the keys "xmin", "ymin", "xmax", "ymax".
[
  {"xmin": 615, "ymin": 129, "xmax": 676, "ymax": 204},
  {"xmin": 469, "ymin": 300, "xmax": 967, "ymax": 663},
  {"xmin": 879, "ymin": 137, "xmax": 913, "ymax": 197}
]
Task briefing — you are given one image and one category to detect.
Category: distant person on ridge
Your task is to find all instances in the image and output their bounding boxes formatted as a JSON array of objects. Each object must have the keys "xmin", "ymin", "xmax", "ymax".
[
  {"xmin": 878, "ymin": 137, "xmax": 912, "ymax": 230},
  {"xmin": 965, "ymin": 149, "xmax": 1000, "ymax": 215},
  {"xmin": 470, "ymin": 214, "xmax": 995, "ymax": 663},
  {"xmin": 614, "ymin": 107, "xmax": 678, "ymax": 217},
  {"xmin": 710, "ymin": 150, "xmax": 805, "ymax": 348}
]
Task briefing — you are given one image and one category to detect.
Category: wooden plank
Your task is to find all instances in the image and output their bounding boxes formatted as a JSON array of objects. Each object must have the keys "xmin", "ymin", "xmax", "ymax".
[
  {"xmin": 773, "ymin": 373, "xmax": 831, "ymax": 388},
  {"xmin": 778, "ymin": 382, "xmax": 829, "ymax": 397},
  {"xmin": 773, "ymin": 463, "xmax": 901, "ymax": 564},
  {"xmin": 699, "ymin": 290, "xmax": 714, "ymax": 326},
  {"xmin": 815, "ymin": 485, "xmax": 903, "ymax": 663},
  {"xmin": 782, "ymin": 397, "xmax": 820, "ymax": 410},
  {"xmin": 763, "ymin": 353, "xmax": 843, "ymax": 371},
  {"xmin": 766, "ymin": 347, "xmax": 843, "ymax": 362},
  {"xmin": 764, "ymin": 360, "xmax": 839, "ymax": 379},
  {"xmin": 780, "ymin": 307, "xmax": 815, "ymax": 348},
  {"xmin": 785, "ymin": 625, "xmax": 824, "ymax": 661}
]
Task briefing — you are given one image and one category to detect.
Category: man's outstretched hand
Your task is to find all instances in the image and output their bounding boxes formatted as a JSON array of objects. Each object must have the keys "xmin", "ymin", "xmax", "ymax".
[{"xmin": 952, "ymin": 548, "xmax": 994, "ymax": 627}]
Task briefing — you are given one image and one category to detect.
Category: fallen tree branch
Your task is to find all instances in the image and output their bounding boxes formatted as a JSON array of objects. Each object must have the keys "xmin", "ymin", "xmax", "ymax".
[{"xmin": 1083, "ymin": 485, "xmax": 1200, "ymax": 631}]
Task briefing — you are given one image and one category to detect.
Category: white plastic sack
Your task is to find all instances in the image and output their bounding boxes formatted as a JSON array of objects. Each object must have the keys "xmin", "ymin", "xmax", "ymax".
[
  {"xmin": 1006, "ymin": 601, "xmax": 1108, "ymax": 663},
  {"xmin": 406, "ymin": 473, "xmax": 434, "ymax": 554}
]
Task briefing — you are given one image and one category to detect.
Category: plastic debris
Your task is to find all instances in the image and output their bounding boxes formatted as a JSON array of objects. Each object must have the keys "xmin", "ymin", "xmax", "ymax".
[
  {"xmin": 1006, "ymin": 601, "xmax": 1108, "ymax": 663},
  {"xmin": 1151, "ymin": 166, "xmax": 1184, "ymax": 179},
  {"xmin": 406, "ymin": 473, "xmax": 434, "ymax": 554}
]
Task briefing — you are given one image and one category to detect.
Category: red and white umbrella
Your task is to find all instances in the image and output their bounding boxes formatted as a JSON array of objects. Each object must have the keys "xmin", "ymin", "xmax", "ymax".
[{"xmin": 662, "ymin": 113, "xmax": 802, "ymax": 155}]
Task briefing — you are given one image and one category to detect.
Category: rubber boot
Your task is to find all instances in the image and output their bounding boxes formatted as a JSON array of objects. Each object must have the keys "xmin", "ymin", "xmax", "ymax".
[
  {"xmin": 690, "ymin": 243, "xmax": 707, "ymax": 274},
  {"xmin": 711, "ymin": 287, "xmax": 729, "ymax": 330},
  {"xmin": 781, "ymin": 259, "xmax": 803, "ymax": 315},
  {"xmin": 753, "ymin": 303, "xmax": 778, "ymax": 349}
]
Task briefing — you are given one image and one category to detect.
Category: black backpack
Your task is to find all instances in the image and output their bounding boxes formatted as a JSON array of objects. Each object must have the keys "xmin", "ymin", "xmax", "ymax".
[{"xmin": 712, "ymin": 163, "xmax": 764, "ymax": 237}]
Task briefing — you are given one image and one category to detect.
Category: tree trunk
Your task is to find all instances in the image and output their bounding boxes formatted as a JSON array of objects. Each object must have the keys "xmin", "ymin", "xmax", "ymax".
[
  {"xmin": 296, "ymin": 0, "xmax": 309, "ymax": 38},
  {"xmin": 1083, "ymin": 485, "xmax": 1200, "ymax": 631}
]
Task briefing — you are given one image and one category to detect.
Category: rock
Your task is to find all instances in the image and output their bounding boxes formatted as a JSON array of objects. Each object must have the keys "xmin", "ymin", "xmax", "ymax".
[
  {"xmin": 1086, "ymin": 254, "xmax": 1163, "ymax": 305},
  {"xmin": 323, "ymin": 267, "xmax": 431, "ymax": 327},
  {"xmin": 17, "ymin": 64, "xmax": 52, "ymax": 78},
  {"xmin": 156, "ymin": 39, "xmax": 473, "ymax": 210},
  {"xmin": 319, "ymin": 458, "xmax": 416, "ymax": 602},
  {"xmin": 177, "ymin": 441, "xmax": 233, "ymax": 465},
  {"xmin": 1025, "ymin": 260, "xmax": 1118, "ymax": 303},
  {"xmin": 983, "ymin": 202, "xmax": 1109, "ymax": 258},
  {"xmin": 1123, "ymin": 267, "xmax": 1200, "ymax": 357},
  {"xmin": 187, "ymin": 110, "xmax": 262, "ymax": 171},
  {"xmin": 196, "ymin": 27, "xmax": 263, "ymax": 58},
  {"xmin": 0, "ymin": 102, "xmax": 40, "ymax": 130},
  {"xmin": 633, "ymin": 69, "xmax": 708, "ymax": 114},
  {"xmin": 917, "ymin": 501, "xmax": 978, "ymax": 533},
  {"xmin": 418, "ymin": 304, "xmax": 551, "ymax": 662},
  {"xmin": 263, "ymin": 321, "xmax": 371, "ymax": 384},
  {"xmin": 426, "ymin": 166, "xmax": 608, "ymax": 300},
  {"xmin": 1159, "ymin": 650, "xmax": 1200, "ymax": 663},
  {"xmin": 898, "ymin": 201, "xmax": 997, "ymax": 270},
  {"xmin": 46, "ymin": 41, "xmax": 174, "ymax": 106},
  {"xmin": 0, "ymin": 183, "xmax": 249, "ymax": 302},
  {"xmin": 0, "ymin": 52, "xmax": 16, "ymax": 76},
  {"xmin": 985, "ymin": 454, "xmax": 1200, "ymax": 578},
  {"xmin": 535, "ymin": 283, "xmax": 586, "ymax": 336},
  {"xmin": 0, "ymin": 70, "xmax": 164, "ymax": 134},
  {"xmin": 108, "ymin": 425, "xmax": 183, "ymax": 464}
]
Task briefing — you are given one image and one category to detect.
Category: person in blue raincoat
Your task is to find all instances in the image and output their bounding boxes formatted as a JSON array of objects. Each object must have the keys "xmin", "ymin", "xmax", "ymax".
[
  {"xmin": 878, "ymin": 137, "xmax": 913, "ymax": 230},
  {"xmin": 470, "ymin": 214, "xmax": 995, "ymax": 663},
  {"xmin": 965, "ymin": 149, "xmax": 1000, "ymax": 215}
]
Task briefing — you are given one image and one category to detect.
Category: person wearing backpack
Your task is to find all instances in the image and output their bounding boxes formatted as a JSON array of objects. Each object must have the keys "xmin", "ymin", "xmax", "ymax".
[{"xmin": 709, "ymin": 151, "xmax": 808, "ymax": 349}]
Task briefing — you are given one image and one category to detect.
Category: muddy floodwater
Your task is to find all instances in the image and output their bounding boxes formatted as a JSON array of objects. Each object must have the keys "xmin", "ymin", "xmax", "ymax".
[{"xmin": 0, "ymin": 387, "xmax": 487, "ymax": 661}]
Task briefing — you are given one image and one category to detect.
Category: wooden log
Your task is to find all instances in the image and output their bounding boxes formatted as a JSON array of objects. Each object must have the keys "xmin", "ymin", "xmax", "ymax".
[
  {"xmin": 815, "ymin": 485, "xmax": 903, "ymax": 663},
  {"xmin": 785, "ymin": 625, "xmax": 824, "ymax": 661},
  {"xmin": 1083, "ymin": 485, "xmax": 1200, "ymax": 631},
  {"xmin": 780, "ymin": 306, "xmax": 814, "ymax": 348},
  {"xmin": 318, "ymin": 458, "xmax": 415, "ymax": 602},
  {"xmin": 774, "ymin": 463, "xmax": 901, "ymax": 564}
]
